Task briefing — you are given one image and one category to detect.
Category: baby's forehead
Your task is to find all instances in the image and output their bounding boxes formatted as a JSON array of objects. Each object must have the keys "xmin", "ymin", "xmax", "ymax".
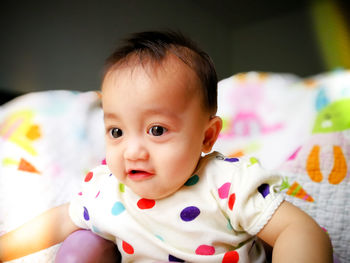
[{"xmin": 104, "ymin": 54, "xmax": 202, "ymax": 95}]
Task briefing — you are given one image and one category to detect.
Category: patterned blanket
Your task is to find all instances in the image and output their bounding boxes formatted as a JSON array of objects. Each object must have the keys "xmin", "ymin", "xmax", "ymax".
[{"xmin": 1, "ymin": 70, "xmax": 349, "ymax": 262}]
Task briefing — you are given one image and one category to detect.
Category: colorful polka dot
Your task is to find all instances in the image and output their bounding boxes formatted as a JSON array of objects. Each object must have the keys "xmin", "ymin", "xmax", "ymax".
[
  {"xmin": 168, "ymin": 255, "xmax": 185, "ymax": 262},
  {"xmin": 83, "ymin": 207, "xmax": 90, "ymax": 221},
  {"xmin": 224, "ymin": 157, "xmax": 239, "ymax": 163},
  {"xmin": 218, "ymin": 182, "xmax": 231, "ymax": 199},
  {"xmin": 228, "ymin": 193, "xmax": 236, "ymax": 210},
  {"xmin": 180, "ymin": 206, "xmax": 200, "ymax": 221},
  {"xmin": 101, "ymin": 158, "xmax": 107, "ymax": 165},
  {"xmin": 137, "ymin": 198, "xmax": 156, "ymax": 209},
  {"xmin": 227, "ymin": 220, "xmax": 233, "ymax": 231},
  {"xmin": 195, "ymin": 244, "xmax": 215, "ymax": 255},
  {"xmin": 155, "ymin": 234, "xmax": 164, "ymax": 241},
  {"xmin": 78, "ymin": 192, "xmax": 82, "ymax": 196},
  {"xmin": 111, "ymin": 201, "xmax": 125, "ymax": 216},
  {"xmin": 92, "ymin": 225, "xmax": 100, "ymax": 233},
  {"xmin": 258, "ymin": 184, "xmax": 270, "ymax": 198},
  {"xmin": 95, "ymin": 190, "xmax": 100, "ymax": 198},
  {"xmin": 222, "ymin": 251, "xmax": 239, "ymax": 263},
  {"xmin": 122, "ymin": 241, "xmax": 134, "ymax": 254},
  {"xmin": 119, "ymin": 183, "xmax": 125, "ymax": 193},
  {"xmin": 84, "ymin": 172, "xmax": 93, "ymax": 182},
  {"xmin": 248, "ymin": 157, "xmax": 258, "ymax": 166},
  {"xmin": 184, "ymin": 174, "xmax": 199, "ymax": 186}
]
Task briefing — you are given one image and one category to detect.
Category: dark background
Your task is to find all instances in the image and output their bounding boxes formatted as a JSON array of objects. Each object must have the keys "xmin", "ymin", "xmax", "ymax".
[{"xmin": 1, "ymin": 0, "xmax": 348, "ymax": 103}]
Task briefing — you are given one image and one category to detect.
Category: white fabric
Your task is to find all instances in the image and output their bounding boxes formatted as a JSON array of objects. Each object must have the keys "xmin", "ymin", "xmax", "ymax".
[{"xmin": 69, "ymin": 152, "xmax": 284, "ymax": 262}]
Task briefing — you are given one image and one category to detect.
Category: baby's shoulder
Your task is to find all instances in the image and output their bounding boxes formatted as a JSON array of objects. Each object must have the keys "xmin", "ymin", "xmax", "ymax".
[
  {"xmin": 200, "ymin": 151, "xmax": 256, "ymax": 172},
  {"xmin": 81, "ymin": 164, "xmax": 115, "ymax": 189}
]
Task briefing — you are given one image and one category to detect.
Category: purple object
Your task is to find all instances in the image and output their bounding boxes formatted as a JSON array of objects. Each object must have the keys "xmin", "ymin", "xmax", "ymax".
[{"xmin": 55, "ymin": 230, "xmax": 121, "ymax": 263}]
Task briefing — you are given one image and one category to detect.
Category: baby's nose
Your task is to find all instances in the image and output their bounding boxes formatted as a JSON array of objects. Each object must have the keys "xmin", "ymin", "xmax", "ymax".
[{"xmin": 123, "ymin": 138, "xmax": 149, "ymax": 161}]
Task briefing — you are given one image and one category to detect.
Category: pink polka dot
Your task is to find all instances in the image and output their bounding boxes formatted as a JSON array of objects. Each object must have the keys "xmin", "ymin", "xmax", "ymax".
[
  {"xmin": 195, "ymin": 244, "xmax": 215, "ymax": 255},
  {"xmin": 78, "ymin": 192, "xmax": 82, "ymax": 196},
  {"xmin": 95, "ymin": 190, "xmax": 100, "ymax": 198},
  {"xmin": 228, "ymin": 193, "xmax": 236, "ymax": 210},
  {"xmin": 222, "ymin": 251, "xmax": 239, "ymax": 263},
  {"xmin": 101, "ymin": 158, "xmax": 107, "ymax": 165},
  {"xmin": 137, "ymin": 198, "xmax": 156, "ymax": 209},
  {"xmin": 122, "ymin": 241, "xmax": 134, "ymax": 254},
  {"xmin": 84, "ymin": 172, "xmax": 93, "ymax": 182},
  {"xmin": 218, "ymin": 182, "xmax": 231, "ymax": 199}
]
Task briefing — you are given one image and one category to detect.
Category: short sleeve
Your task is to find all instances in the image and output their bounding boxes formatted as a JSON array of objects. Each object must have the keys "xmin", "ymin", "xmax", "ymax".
[
  {"xmin": 69, "ymin": 165, "xmax": 110, "ymax": 230},
  {"xmin": 212, "ymin": 156, "xmax": 284, "ymax": 236}
]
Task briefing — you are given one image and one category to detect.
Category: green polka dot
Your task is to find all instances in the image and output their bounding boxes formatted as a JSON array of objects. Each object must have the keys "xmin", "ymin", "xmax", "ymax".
[
  {"xmin": 119, "ymin": 183, "xmax": 125, "ymax": 192},
  {"xmin": 248, "ymin": 157, "xmax": 259, "ymax": 167},
  {"xmin": 184, "ymin": 175, "xmax": 199, "ymax": 186},
  {"xmin": 227, "ymin": 220, "xmax": 233, "ymax": 230}
]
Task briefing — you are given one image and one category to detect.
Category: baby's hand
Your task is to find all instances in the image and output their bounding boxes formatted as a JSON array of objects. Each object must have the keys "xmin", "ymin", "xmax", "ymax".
[{"xmin": 0, "ymin": 204, "xmax": 79, "ymax": 262}]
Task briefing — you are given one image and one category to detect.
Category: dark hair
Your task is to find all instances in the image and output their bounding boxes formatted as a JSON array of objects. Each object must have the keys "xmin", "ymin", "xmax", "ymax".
[{"xmin": 104, "ymin": 31, "xmax": 218, "ymax": 114}]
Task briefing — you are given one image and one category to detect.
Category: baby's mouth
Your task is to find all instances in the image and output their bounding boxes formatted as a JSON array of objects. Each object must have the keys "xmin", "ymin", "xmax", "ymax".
[{"xmin": 127, "ymin": 169, "xmax": 154, "ymax": 181}]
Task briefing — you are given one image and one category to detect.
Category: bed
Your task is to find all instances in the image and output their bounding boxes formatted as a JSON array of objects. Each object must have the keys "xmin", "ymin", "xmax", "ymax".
[{"xmin": 0, "ymin": 70, "xmax": 349, "ymax": 262}]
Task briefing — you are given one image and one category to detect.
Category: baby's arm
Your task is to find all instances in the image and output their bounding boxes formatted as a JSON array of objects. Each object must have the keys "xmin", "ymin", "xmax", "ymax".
[
  {"xmin": 258, "ymin": 201, "xmax": 333, "ymax": 262},
  {"xmin": 0, "ymin": 203, "xmax": 80, "ymax": 262}
]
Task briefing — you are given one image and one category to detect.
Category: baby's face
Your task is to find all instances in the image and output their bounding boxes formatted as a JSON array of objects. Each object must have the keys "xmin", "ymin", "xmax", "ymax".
[{"xmin": 102, "ymin": 55, "xmax": 212, "ymax": 199}]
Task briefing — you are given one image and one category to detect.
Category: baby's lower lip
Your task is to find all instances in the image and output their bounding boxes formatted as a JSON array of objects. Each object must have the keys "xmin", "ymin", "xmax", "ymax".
[{"xmin": 127, "ymin": 171, "xmax": 154, "ymax": 181}]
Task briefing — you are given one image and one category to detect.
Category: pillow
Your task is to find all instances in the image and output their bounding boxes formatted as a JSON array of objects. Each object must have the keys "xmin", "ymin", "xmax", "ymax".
[
  {"xmin": 0, "ymin": 90, "xmax": 105, "ymax": 262},
  {"xmin": 279, "ymin": 71, "xmax": 350, "ymax": 262},
  {"xmin": 214, "ymin": 70, "xmax": 350, "ymax": 262}
]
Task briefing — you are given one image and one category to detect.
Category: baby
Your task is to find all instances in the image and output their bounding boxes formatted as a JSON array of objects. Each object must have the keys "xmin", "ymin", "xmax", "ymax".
[{"xmin": 0, "ymin": 31, "xmax": 332, "ymax": 262}]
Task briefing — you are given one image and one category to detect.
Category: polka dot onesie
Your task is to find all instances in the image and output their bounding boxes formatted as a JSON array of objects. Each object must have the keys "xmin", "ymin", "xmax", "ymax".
[{"xmin": 69, "ymin": 152, "xmax": 284, "ymax": 262}]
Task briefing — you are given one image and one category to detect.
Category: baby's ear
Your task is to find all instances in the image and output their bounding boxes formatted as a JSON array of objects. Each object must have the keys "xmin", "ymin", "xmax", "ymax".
[{"xmin": 202, "ymin": 116, "xmax": 222, "ymax": 153}]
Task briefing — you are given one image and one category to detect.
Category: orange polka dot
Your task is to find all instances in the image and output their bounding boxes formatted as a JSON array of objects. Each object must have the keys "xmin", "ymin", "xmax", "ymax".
[
  {"xmin": 228, "ymin": 193, "xmax": 236, "ymax": 210},
  {"xmin": 84, "ymin": 172, "xmax": 93, "ymax": 182},
  {"xmin": 122, "ymin": 241, "xmax": 134, "ymax": 254},
  {"xmin": 137, "ymin": 198, "xmax": 155, "ymax": 209},
  {"xmin": 222, "ymin": 251, "xmax": 239, "ymax": 263}
]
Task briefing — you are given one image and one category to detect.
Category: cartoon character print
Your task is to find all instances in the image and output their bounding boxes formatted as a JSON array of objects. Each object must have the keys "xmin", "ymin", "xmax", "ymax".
[
  {"xmin": 0, "ymin": 110, "xmax": 41, "ymax": 173},
  {"xmin": 220, "ymin": 73, "xmax": 283, "ymax": 139},
  {"xmin": 305, "ymin": 97, "xmax": 350, "ymax": 184}
]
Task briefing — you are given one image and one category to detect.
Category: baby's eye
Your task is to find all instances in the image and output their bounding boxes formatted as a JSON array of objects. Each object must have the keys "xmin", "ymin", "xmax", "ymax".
[
  {"xmin": 110, "ymin": 128, "xmax": 123, "ymax": 138},
  {"xmin": 148, "ymin": 126, "xmax": 167, "ymax": 136}
]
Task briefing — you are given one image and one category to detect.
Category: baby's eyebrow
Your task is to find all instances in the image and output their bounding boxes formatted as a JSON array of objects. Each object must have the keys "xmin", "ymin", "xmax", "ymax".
[
  {"xmin": 103, "ymin": 112, "xmax": 119, "ymax": 120},
  {"xmin": 144, "ymin": 108, "xmax": 181, "ymax": 121}
]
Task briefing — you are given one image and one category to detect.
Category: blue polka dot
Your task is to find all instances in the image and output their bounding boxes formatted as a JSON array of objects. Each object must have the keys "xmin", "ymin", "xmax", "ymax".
[
  {"xmin": 155, "ymin": 234, "xmax": 164, "ymax": 241},
  {"xmin": 180, "ymin": 206, "xmax": 200, "ymax": 221},
  {"xmin": 224, "ymin": 157, "xmax": 239, "ymax": 162},
  {"xmin": 92, "ymin": 225, "xmax": 100, "ymax": 233},
  {"xmin": 83, "ymin": 207, "xmax": 90, "ymax": 221},
  {"xmin": 258, "ymin": 184, "xmax": 270, "ymax": 198},
  {"xmin": 111, "ymin": 201, "xmax": 125, "ymax": 216},
  {"xmin": 169, "ymin": 255, "xmax": 185, "ymax": 262}
]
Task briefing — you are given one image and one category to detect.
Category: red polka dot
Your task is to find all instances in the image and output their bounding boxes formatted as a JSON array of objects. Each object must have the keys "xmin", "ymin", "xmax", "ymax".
[
  {"xmin": 137, "ymin": 198, "xmax": 156, "ymax": 209},
  {"xmin": 195, "ymin": 244, "xmax": 215, "ymax": 255},
  {"xmin": 122, "ymin": 241, "xmax": 134, "ymax": 254},
  {"xmin": 228, "ymin": 193, "xmax": 236, "ymax": 210},
  {"xmin": 84, "ymin": 172, "xmax": 93, "ymax": 182},
  {"xmin": 222, "ymin": 251, "xmax": 239, "ymax": 263}
]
